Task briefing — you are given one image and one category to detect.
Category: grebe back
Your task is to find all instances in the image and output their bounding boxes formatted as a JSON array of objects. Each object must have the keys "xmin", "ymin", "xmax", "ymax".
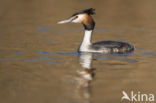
[{"xmin": 58, "ymin": 8, "xmax": 134, "ymax": 53}]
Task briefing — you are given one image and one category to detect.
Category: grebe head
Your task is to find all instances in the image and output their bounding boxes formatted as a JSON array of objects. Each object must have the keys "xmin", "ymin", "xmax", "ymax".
[{"xmin": 57, "ymin": 8, "xmax": 95, "ymax": 30}]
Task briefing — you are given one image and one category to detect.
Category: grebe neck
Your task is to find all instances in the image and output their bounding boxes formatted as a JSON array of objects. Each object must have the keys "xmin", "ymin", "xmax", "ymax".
[{"xmin": 79, "ymin": 30, "xmax": 93, "ymax": 52}]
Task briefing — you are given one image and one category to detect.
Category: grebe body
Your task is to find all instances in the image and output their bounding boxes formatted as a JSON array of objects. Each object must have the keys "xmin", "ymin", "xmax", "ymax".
[{"xmin": 58, "ymin": 8, "xmax": 134, "ymax": 53}]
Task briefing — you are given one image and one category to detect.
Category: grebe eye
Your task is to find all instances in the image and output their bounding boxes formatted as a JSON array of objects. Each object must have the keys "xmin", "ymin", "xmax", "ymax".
[
  {"xmin": 71, "ymin": 16, "xmax": 78, "ymax": 21},
  {"xmin": 75, "ymin": 16, "xmax": 78, "ymax": 19}
]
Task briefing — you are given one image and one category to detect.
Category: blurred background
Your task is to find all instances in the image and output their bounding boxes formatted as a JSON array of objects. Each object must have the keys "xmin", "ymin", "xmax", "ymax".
[{"xmin": 0, "ymin": 0, "xmax": 156, "ymax": 103}]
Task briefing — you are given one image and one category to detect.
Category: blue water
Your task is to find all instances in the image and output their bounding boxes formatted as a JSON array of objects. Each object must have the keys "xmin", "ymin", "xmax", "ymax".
[{"xmin": 0, "ymin": 49, "xmax": 154, "ymax": 65}]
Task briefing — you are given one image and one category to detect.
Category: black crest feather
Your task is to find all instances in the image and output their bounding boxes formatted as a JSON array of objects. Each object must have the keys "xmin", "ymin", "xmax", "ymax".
[{"xmin": 72, "ymin": 8, "xmax": 95, "ymax": 16}]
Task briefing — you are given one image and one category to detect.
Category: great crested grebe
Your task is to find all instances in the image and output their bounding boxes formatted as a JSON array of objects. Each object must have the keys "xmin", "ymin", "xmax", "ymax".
[{"xmin": 58, "ymin": 8, "xmax": 134, "ymax": 53}]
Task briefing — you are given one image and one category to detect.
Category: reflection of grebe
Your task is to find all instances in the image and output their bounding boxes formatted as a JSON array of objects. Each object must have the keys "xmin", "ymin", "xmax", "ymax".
[
  {"xmin": 75, "ymin": 53, "xmax": 94, "ymax": 100},
  {"xmin": 58, "ymin": 8, "xmax": 134, "ymax": 53},
  {"xmin": 76, "ymin": 53, "xmax": 94, "ymax": 87}
]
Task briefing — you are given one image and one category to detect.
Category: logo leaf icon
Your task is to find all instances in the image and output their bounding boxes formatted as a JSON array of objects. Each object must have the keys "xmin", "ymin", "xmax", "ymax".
[{"xmin": 121, "ymin": 91, "xmax": 131, "ymax": 101}]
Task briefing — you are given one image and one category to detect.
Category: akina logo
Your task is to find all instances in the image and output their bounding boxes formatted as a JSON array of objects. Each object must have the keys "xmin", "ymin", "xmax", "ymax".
[{"xmin": 121, "ymin": 91, "xmax": 154, "ymax": 102}]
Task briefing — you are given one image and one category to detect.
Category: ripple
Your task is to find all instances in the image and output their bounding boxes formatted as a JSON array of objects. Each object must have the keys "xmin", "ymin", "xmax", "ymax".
[
  {"xmin": 43, "ymin": 61, "xmax": 57, "ymax": 64},
  {"xmin": 23, "ymin": 57, "xmax": 54, "ymax": 62},
  {"xmin": 0, "ymin": 58, "xmax": 20, "ymax": 61},
  {"xmin": 54, "ymin": 51, "xmax": 78, "ymax": 56},
  {"xmin": 115, "ymin": 38, "xmax": 127, "ymax": 41},
  {"xmin": 36, "ymin": 26, "xmax": 51, "ymax": 33},
  {"xmin": 12, "ymin": 51, "xmax": 23, "ymax": 55},
  {"xmin": 137, "ymin": 52, "xmax": 153, "ymax": 56},
  {"xmin": 94, "ymin": 28, "xmax": 108, "ymax": 32},
  {"xmin": 116, "ymin": 30, "xmax": 128, "ymax": 33},
  {"xmin": 122, "ymin": 59, "xmax": 137, "ymax": 63},
  {"xmin": 38, "ymin": 51, "xmax": 51, "ymax": 55}
]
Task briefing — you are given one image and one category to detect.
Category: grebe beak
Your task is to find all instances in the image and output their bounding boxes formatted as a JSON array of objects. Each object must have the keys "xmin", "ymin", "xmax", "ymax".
[{"xmin": 57, "ymin": 17, "xmax": 74, "ymax": 24}]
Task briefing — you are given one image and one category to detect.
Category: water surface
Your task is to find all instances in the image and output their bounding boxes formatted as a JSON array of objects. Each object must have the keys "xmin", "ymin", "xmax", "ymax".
[{"xmin": 0, "ymin": 0, "xmax": 156, "ymax": 103}]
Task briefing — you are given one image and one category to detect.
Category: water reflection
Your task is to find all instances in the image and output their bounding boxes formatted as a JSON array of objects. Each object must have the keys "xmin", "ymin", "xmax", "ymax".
[
  {"xmin": 74, "ymin": 52, "xmax": 95, "ymax": 103},
  {"xmin": 74, "ymin": 52, "xmax": 138, "ymax": 103}
]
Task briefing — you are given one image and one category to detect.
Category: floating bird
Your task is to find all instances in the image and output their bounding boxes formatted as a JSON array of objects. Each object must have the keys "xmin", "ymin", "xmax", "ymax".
[{"xmin": 58, "ymin": 8, "xmax": 134, "ymax": 53}]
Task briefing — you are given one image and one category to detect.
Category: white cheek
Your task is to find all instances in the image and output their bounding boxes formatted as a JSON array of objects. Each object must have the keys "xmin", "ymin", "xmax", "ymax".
[
  {"xmin": 72, "ymin": 14, "xmax": 84, "ymax": 23},
  {"xmin": 72, "ymin": 19, "xmax": 81, "ymax": 23}
]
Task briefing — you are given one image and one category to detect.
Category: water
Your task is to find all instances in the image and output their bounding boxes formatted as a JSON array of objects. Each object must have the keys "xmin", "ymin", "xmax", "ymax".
[{"xmin": 0, "ymin": 0, "xmax": 156, "ymax": 103}]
